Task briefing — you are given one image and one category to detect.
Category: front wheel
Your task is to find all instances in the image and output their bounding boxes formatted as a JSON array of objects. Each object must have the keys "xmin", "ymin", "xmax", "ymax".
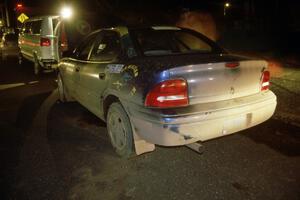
[
  {"xmin": 107, "ymin": 102, "xmax": 134, "ymax": 158},
  {"xmin": 57, "ymin": 73, "xmax": 72, "ymax": 102}
]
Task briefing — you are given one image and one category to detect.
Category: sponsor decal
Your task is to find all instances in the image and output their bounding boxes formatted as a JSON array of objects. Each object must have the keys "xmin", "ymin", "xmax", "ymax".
[
  {"xmin": 122, "ymin": 64, "xmax": 139, "ymax": 77},
  {"xmin": 107, "ymin": 64, "xmax": 124, "ymax": 73}
]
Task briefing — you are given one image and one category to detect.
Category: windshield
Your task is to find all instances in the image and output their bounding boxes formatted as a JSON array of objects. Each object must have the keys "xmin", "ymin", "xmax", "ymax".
[{"xmin": 131, "ymin": 28, "xmax": 222, "ymax": 56}]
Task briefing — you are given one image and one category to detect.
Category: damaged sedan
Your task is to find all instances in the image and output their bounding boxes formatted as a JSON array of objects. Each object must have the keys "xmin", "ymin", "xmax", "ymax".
[{"xmin": 57, "ymin": 26, "xmax": 277, "ymax": 157}]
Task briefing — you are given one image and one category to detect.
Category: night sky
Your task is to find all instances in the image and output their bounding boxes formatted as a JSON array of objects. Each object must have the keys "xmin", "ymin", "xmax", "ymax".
[{"xmin": 2, "ymin": 0, "xmax": 299, "ymax": 53}]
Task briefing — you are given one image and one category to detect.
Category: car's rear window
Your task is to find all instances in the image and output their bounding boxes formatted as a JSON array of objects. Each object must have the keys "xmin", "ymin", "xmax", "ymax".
[{"xmin": 131, "ymin": 28, "xmax": 222, "ymax": 56}]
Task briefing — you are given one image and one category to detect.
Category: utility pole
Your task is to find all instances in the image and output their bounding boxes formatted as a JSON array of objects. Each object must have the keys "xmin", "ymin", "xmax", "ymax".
[
  {"xmin": 4, "ymin": 0, "xmax": 10, "ymax": 27},
  {"xmin": 0, "ymin": 4, "xmax": 4, "ymax": 20},
  {"xmin": 0, "ymin": 4, "xmax": 3, "ymax": 28}
]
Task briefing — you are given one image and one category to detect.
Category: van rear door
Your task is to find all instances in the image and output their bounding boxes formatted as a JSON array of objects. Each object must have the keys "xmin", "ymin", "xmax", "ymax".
[{"xmin": 40, "ymin": 17, "xmax": 58, "ymax": 63}]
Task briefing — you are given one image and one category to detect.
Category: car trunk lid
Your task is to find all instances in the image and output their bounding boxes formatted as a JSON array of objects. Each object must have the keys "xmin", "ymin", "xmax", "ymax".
[{"xmin": 167, "ymin": 58, "xmax": 267, "ymax": 105}]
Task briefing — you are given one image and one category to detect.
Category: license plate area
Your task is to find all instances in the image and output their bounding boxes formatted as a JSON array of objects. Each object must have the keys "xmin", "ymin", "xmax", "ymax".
[{"xmin": 222, "ymin": 113, "xmax": 252, "ymax": 135}]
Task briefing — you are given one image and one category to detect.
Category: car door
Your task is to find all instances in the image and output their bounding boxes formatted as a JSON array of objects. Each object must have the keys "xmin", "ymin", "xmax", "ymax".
[
  {"xmin": 71, "ymin": 33, "xmax": 98, "ymax": 101},
  {"xmin": 77, "ymin": 30, "xmax": 123, "ymax": 118},
  {"xmin": 60, "ymin": 33, "xmax": 97, "ymax": 99}
]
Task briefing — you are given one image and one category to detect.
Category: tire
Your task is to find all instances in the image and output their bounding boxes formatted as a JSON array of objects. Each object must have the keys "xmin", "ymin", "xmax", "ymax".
[
  {"xmin": 57, "ymin": 73, "xmax": 72, "ymax": 102},
  {"xmin": 18, "ymin": 53, "xmax": 30, "ymax": 65},
  {"xmin": 18, "ymin": 53, "xmax": 23, "ymax": 65},
  {"xmin": 33, "ymin": 56, "xmax": 41, "ymax": 75},
  {"xmin": 107, "ymin": 102, "xmax": 134, "ymax": 158}
]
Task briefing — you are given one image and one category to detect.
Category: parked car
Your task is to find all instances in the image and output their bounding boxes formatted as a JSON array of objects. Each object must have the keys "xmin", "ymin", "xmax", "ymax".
[
  {"xmin": 0, "ymin": 32, "xmax": 20, "ymax": 60},
  {"xmin": 18, "ymin": 15, "xmax": 60, "ymax": 74},
  {"xmin": 58, "ymin": 26, "xmax": 277, "ymax": 158}
]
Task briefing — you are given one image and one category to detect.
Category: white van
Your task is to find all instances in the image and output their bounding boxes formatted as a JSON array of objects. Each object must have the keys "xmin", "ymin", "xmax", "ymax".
[{"xmin": 19, "ymin": 16, "xmax": 60, "ymax": 74}]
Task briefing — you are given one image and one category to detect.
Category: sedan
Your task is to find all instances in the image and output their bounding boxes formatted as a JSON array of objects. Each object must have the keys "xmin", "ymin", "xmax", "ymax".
[{"xmin": 58, "ymin": 26, "xmax": 277, "ymax": 158}]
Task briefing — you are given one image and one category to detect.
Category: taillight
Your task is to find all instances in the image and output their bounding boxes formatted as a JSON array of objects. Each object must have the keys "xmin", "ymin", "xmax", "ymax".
[
  {"xmin": 40, "ymin": 38, "xmax": 51, "ymax": 46},
  {"xmin": 226, "ymin": 62, "xmax": 239, "ymax": 68},
  {"xmin": 261, "ymin": 70, "xmax": 270, "ymax": 91},
  {"xmin": 145, "ymin": 79, "xmax": 188, "ymax": 108}
]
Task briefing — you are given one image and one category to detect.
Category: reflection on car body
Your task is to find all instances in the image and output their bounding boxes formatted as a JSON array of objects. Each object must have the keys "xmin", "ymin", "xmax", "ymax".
[{"xmin": 58, "ymin": 26, "xmax": 277, "ymax": 158}]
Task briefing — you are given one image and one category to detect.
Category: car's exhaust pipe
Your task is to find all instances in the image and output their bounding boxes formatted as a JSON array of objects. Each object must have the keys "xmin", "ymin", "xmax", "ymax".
[{"xmin": 186, "ymin": 142, "xmax": 204, "ymax": 154}]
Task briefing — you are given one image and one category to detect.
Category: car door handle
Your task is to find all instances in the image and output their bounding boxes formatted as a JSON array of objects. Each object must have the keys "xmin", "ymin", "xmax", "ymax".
[
  {"xmin": 98, "ymin": 73, "xmax": 106, "ymax": 80},
  {"xmin": 75, "ymin": 67, "xmax": 80, "ymax": 72}
]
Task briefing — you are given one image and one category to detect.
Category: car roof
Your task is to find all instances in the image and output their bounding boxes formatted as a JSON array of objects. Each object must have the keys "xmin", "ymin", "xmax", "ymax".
[
  {"xmin": 128, "ymin": 26, "xmax": 182, "ymax": 31},
  {"xmin": 90, "ymin": 26, "xmax": 182, "ymax": 36},
  {"xmin": 74, "ymin": 25, "xmax": 185, "ymax": 45},
  {"xmin": 24, "ymin": 15, "xmax": 60, "ymax": 22}
]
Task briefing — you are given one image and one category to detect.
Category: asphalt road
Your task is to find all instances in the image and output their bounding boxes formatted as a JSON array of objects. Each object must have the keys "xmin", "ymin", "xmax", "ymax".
[{"xmin": 0, "ymin": 58, "xmax": 299, "ymax": 200}]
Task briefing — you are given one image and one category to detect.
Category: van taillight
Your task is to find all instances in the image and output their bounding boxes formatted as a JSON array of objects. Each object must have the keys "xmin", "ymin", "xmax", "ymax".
[
  {"xmin": 226, "ymin": 62, "xmax": 239, "ymax": 68},
  {"xmin": 261, "ymin": 71, "xmax": 270, "ymax": 91},
  {"xmin": 145, "ymin": 79, "xmax": 188, "ymax": 108},
  {"xmin": 40, "ymin": 38, "xmax": 51, "ymax": 46}
]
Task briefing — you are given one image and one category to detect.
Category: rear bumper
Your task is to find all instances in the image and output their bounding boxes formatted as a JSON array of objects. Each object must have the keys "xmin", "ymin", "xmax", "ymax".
[
  {"xmin": 128, "ymin": 91, "xmax": 277, "ymax": 146},
  {"xmin": 40, "ymin": 59, "xmax": 58, "ymax": 69}
]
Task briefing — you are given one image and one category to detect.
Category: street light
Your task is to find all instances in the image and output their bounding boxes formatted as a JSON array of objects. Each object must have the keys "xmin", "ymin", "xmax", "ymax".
[
  {"xmin": 60, "ymin": 6, "xmax": 72, "ymax": 19},
  {"xmin": 224, "ymin": 2, "xmax": 231, "ymax": 16}
]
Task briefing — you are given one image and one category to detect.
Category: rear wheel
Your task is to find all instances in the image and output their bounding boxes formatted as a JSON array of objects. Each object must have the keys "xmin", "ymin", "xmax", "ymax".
[
  {"xmin": 107, "ymin": 102, "xmax": 134, "ymax": 158},
  {"xmin": 33, "ymin": 56, "xmax": 41, "ymax": 75},
  {"xmin": 18, "ymin": 53, "xmax": 23, "ymax": 65}
]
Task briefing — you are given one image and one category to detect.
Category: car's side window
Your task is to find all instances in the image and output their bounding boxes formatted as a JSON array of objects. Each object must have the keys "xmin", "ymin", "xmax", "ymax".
[
  {"xmin": 31, "ymin": 20, "xmax": 42, "ymax": 34},
  {"xmin": 24, "ymin": 22, "xmax": 32, "ymax": 34},
  {"xmin": 74, "ymin": 34, "xmax": 97, "ymax": 60},
  {"xmin": 89, "ymin": 31, "xmax": 121, "ymax": 62}
]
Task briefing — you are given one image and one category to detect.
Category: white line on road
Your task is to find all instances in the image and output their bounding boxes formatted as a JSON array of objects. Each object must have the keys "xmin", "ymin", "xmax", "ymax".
[
  {"xmin": 0, "ymin": 81, "xmax": 40, "ymax": 90},
  {"xmin": 28, "ymin": 81, "xmax": 39, "ymax": 84},
  {"xmin": 0, "ymin": 83, "xmax": 25, "ymax": 90}
]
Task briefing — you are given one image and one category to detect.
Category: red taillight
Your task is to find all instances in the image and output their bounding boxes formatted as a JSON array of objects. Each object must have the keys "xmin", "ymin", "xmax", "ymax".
[
  {"xmin": 226, "ymin": 62, "xmax": 239, "ymax": 68},
  {"xmin": 145, "ymin": 79, "xmax": 188, "ymax": 108},
  {"xmin": 261, "ymin": 70, "xmax": 270, "ymax": 91},
  {"xmin": 40, "ymin": 38, "xmax": 51, "ymax": 46}
]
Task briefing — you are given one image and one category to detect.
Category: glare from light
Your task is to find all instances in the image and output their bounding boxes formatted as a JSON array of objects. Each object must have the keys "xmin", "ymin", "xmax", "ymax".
[
  {"xmin": 225, "ymin": 2, "xmax": 230, "ymax": 8},
  {"xmin": 61, "ymin": 7, "xmax": 72, "ymax": 19}
]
